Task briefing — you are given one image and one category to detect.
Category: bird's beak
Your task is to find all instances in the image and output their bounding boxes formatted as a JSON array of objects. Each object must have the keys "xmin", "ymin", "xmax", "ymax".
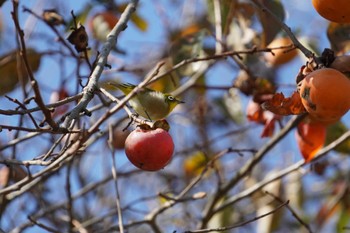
[{"xmin": 177, "ymin": 100, "xmax": 185, "ymax": 104}]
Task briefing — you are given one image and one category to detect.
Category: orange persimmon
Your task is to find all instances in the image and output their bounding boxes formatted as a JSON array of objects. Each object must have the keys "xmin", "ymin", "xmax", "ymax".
[
  {"xmin": 298, "ymin": 68, "xmax": 350, "ymax": 125},
  {"xmin": 295, "ymin": 121, "xmax": 326, "ymax": 162},
  {"xmin": 264, "ymin": 37, "xmax": 298, "ymax": 66},
  {"xmin": 312, "ymin": 0, "xmax": 350, "ymax": 23}
]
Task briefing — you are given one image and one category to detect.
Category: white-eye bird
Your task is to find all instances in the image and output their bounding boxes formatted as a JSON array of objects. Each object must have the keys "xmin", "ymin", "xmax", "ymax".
[{"xmin": 109, "ymin": 83, "xmax": 184, "ymax": 121}]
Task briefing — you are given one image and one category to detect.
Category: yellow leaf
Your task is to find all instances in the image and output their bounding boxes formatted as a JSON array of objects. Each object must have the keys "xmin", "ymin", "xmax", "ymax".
[
  {"xmin": 183, "ymin": 151, "xmax": 208, "ymax": 177},
  {"xmin": 131, "ymin": 13, "xmax": 148, "ymax": 32}
]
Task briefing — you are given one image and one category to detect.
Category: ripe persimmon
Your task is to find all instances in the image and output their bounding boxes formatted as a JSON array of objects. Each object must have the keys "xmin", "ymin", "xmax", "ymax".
[
  {"xmin": 125, "ymin": 128, "xmax": 174, "ymax": 171},
  {"xmin": 295, "ymin": 121, "xmax": 326, "ymax": 162},
  {"xmin": 264, "ymin": 37, "xmax": 298, "ymax": 66},
  {"xmin": 312, "ymin": 0, "xmax": 350, "ymax": 23},
  {"xmin": 298, "ymin": 68, "xmax": 350, "ymax": 124}
]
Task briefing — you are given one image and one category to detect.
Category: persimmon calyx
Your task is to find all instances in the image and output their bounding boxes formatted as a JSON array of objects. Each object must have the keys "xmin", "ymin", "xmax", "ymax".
[{"xmin": 300, "ymin": 87, "xmax": 316, "ymax": 111}]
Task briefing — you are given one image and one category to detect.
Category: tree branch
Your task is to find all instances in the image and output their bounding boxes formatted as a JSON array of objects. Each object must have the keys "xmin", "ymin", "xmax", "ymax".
[
  {"xmin": 200, "ymin": 115, "xmax": 305, "ymax": 227},
  {"xmin": 62, "ymin": 0, "xmax": 139, "ymax": 128},
  {"xmin": 250, "ymin": 0, "xmax": 314, "ymax": 58}
]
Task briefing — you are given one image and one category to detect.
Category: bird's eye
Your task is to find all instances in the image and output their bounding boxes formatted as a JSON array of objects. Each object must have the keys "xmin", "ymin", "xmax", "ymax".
[{"xmin": 167, "ymin": 96, "xmax": 175, "ymax": 101}]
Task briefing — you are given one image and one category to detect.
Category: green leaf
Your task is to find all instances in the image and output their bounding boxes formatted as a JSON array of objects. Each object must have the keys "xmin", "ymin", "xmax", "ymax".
[
  {"xmin": 325, "ymin": 121, "xmax": 350, "ymax": 154},
  {"xmin": 327, "ymin": 22, "xmax": 350, "ymax": 55},
  {"xmin": 337, "ymin": 206, "xmax": 350, "ymax": 233},
  {"xmin": 258, "ymin": 0, "xmax": 285, "ymax": 47}
]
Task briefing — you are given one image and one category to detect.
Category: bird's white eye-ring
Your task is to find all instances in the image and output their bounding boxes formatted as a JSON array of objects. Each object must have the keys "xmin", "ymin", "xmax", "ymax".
[{"xmin": 167, "ymin": 96, "xmax": 175, "ymax": 101}]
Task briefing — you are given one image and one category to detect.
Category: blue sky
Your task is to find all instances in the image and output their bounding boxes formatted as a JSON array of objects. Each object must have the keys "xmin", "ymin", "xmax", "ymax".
[{"xmin": 0, "ymin": 0, "xmax": 349, "ymax": 232}]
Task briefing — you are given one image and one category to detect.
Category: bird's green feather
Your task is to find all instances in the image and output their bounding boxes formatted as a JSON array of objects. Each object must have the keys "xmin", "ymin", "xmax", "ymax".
[{"xmin": 108, "ymin": 82, "xmax": 184, "ymax": 120}]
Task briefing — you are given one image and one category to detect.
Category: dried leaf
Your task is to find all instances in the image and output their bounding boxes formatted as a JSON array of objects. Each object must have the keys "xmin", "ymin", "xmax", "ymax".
[
  {"xmin": 0, "ymin": 165, "xmax": 27, "ymax": 186},
  {"xmin": 261, "ymin": 92, "xmax": 306, "ymax": 115},
  {"xmin": 246, "ymin": 99, "xmax": 265, "ymax": 123},
  {"xmin": 247, "ymin": 99, "xmax": 281, "ymax": 137},
  {"xmin": 0, "ymin": 49, "xmax": 42, "ymax": 95},
  {"xmin": 260, "ymin": 112, "xmax": 277, "ymax": 137},
  {"xmin": 67, "ymin": 23, "xmax": 88, "ymax": 52}
]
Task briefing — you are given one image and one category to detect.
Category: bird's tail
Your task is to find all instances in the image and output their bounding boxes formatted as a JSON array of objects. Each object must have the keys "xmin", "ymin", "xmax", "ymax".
[{"xmin": 108, "ymin": 82, "xmax": 136, "ymax": 95}]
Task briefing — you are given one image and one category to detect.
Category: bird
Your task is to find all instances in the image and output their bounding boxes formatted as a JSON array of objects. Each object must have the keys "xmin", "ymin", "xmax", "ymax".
[{"xmin": 109, "ymin": 82, "xmax": 184, "ymax": 121}]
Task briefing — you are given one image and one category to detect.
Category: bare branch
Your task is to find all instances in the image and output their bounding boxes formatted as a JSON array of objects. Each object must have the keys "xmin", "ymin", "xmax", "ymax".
[
  {"xmin": 250, "ymin": 0, "xmax": 314, "ymax": 58},
  {"xmin": 265, "ymin": 191, "xmax": 313, "ymax": 233},
  {"xmin": 200, "ymin": 115, "xmax": 305, "ymax": 227},
  {"xmin": 184, "ymin": 201, "xmax": 288, "ymax": 233},
  {"xmin": 62, "ymin": 0, "xmax": 139, "ymax": 128}
]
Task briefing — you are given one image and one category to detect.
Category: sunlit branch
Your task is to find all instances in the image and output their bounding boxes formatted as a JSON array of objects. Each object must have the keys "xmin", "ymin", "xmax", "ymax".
[{"xmin": 62, "ymin": 0, "xmax": 140, "ymax": 128}]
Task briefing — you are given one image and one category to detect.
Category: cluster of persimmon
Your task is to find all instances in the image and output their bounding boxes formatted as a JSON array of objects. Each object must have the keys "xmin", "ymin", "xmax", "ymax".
[
  {"xmin": 296, "ymin": 65, "xmax": 350, "ymax": 161},
  {"xmin": 262, "ymin": 61, "xmax": 350, "ymax": 162},
  {"xmin": 113, "ymin": 0, "xmax": 350, "ymax": 170},
  {"xmin": 248, "ymin": 0, "xmax": 350, "ymax": 162},
  {"xmin": 246, "ymin": 37, "xmax": 350, "ymax": 163},
  {"xmin": 291, "ymin": 0, "xmax": 350, "ymax": 162}
]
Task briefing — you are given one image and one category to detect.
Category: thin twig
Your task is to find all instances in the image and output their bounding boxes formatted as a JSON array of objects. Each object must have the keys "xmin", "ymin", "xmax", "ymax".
[
  {"xmin": 11, "ymin": 0, "xmax": 61, "ymax": 131},
  {"xmin": 200, "ymin": 115, "xmax": 305, "ymax": 227},
  {"xmin": 211, "ymin": 130, "xmax": 350, "ymax": 217},
  {"xmin": 22, "ymin": 7, "xmax": 76, "ymax": 57},
  {"xmin": 62, "ymin": 0, "xmax": 139, "ymax": 128},
  {"xmin": 86, "ymin": 61, "xmax": 165, "ymax": 135},
  {"xmin": 265, "ymin": 191, "xmax": 313, "ymax": 233},
  {"xmin": 250, "ymin": 0, "xmax": 313, "ymax": 58},
  {"xmin": 0, "ymin": 93, "xmax": 82, "ymax": 116},
  {"xmin": 144, "ymin": 147, "xmax": 240, "ymax": 228},
  {"xmin": 27, "ymin": 216, "xmax": 60, "ymax": 233},
  {"xmin": 99, "ymin": 87, "xmax": 147, "ymax": 126},
  {"xmin": 213, "ymin": 0, "xmax": 223, "ymax": 54},
  {"xmin": 66, "ymin": 159, "xmax": 74, "ymax": 233},
  {"xmin": 184, "ymin": 201, "xmax": 288, "ymax": 233},
  {"xmin": 108, "ymin": 124, "xmax": 124, "ymax": 233},
  {"xmin": 4, "ymin": 96, "xmax": 39, "ymax": 128},
  {"xmin": 0, "ymin": 125, "xmax": 80, "ymax": 134}
]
